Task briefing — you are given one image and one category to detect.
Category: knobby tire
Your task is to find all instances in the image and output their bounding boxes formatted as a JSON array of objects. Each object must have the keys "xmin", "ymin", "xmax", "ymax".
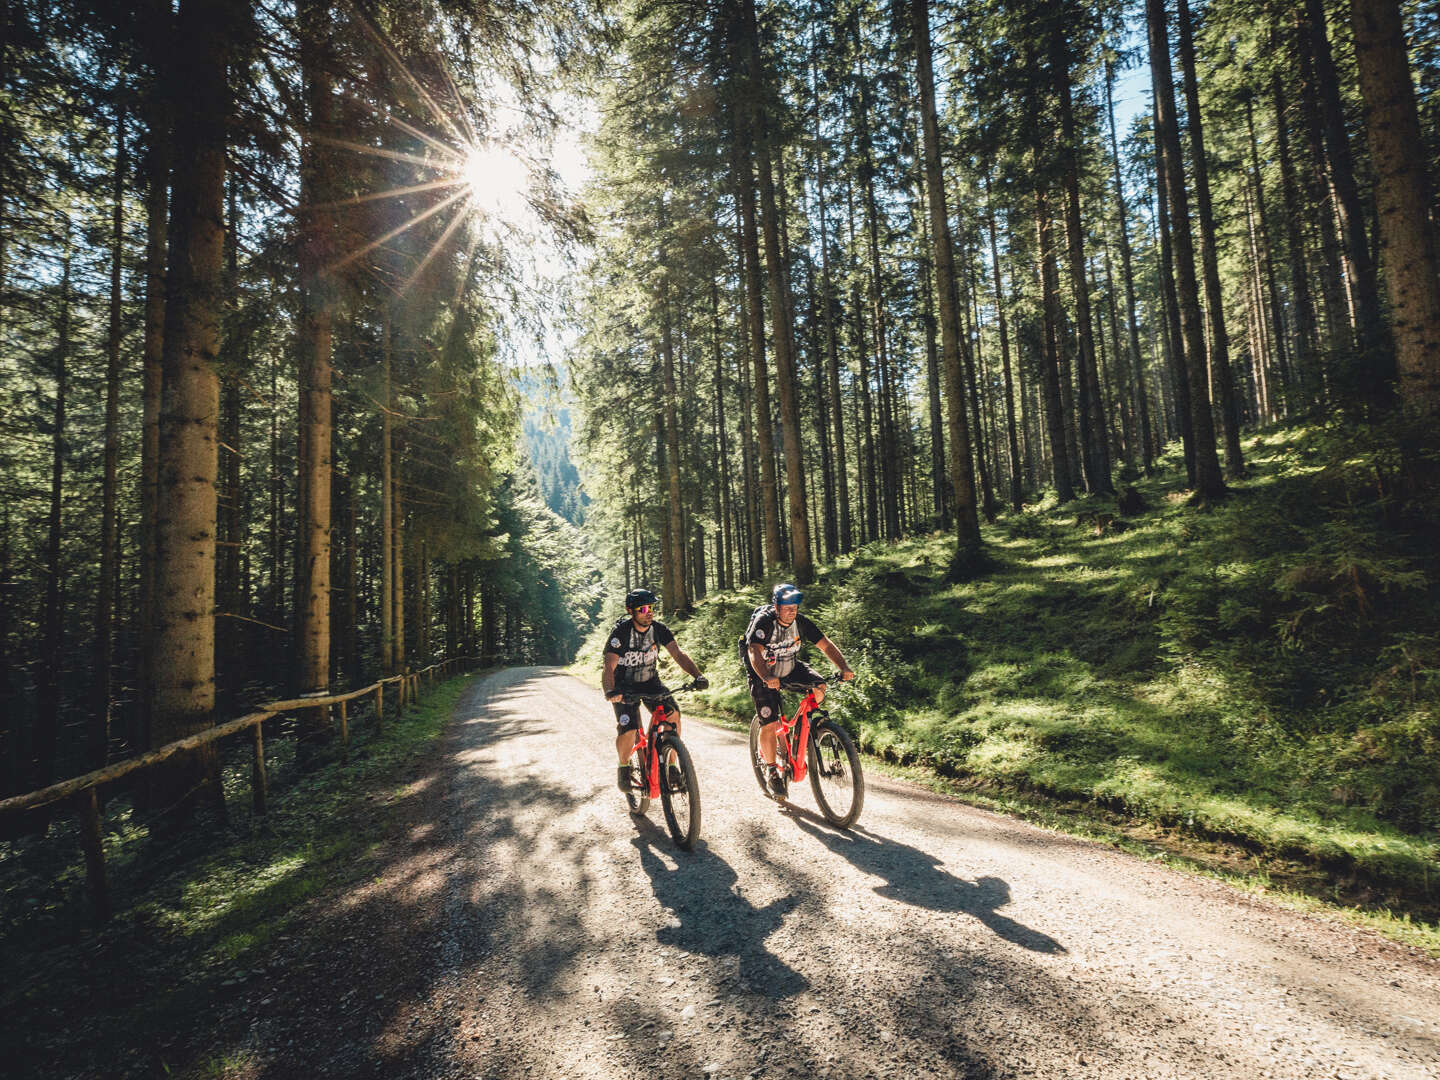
[
  {"xmin": 657, "ymin": 734, "xmax": 700, "ymax": 850},
  {"xmin": 808, "ymin": 719, "xmax": 864, "ymax": 828}
]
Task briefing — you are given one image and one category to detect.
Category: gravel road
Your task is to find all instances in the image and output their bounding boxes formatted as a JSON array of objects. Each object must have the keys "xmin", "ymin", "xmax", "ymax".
[{"xmin": 236, "ymin": 666, "xmax": 1440, "ymax": 1080}]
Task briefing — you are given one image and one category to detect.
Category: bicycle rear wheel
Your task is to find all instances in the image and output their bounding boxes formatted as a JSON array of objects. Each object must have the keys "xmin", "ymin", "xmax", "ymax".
[
  {"xmin": 657, "ymin": 735, "xmax": 700, "ymax": 850},
  {"xmin": 624, "ymin": 744, "xmax": 650, "ymax": 815},
  {"xmin": 808, "ymin": 719, "xmax": 864, "ymax": 828}
]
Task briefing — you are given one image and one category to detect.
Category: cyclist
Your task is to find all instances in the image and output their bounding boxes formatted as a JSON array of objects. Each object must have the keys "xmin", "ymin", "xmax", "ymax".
[
  {"xmin": 603, "ymin": 588, "xmax": 707, "ymax": 792},
  {"xmin": 742, "ymin": 582, "xmax": 855, "ymax": 798}
]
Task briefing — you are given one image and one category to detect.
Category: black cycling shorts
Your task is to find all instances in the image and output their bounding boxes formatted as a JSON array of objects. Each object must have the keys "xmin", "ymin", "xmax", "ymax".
[
  {"xmin": 748, "ymin": 661, "xmax": 826, "ymax": 726},
  {"xmin": 613, "ymin": 678, "xmax": 680, "ymax": 734}
]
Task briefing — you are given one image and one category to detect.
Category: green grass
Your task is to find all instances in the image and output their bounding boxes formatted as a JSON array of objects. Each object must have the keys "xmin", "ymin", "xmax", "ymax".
[{"xmin": 578, "ymin": 422, "xmax": 1440, "ymax": 934}]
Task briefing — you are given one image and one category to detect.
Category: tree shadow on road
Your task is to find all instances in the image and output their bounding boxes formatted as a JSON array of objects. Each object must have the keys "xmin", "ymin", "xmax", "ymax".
[
  {"xmin": 787, "ymin": 810, "xmax": 1066, "ymax": 954},
  {"xmin": 631, "ymin": 824, "xmax": 809, "ymax": 999}
]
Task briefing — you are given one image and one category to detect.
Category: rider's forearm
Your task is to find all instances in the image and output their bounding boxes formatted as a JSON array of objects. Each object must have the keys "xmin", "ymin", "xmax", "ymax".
[{"xmin": 822, "ymin": 639, "xmax": 852, "ymax": 673}]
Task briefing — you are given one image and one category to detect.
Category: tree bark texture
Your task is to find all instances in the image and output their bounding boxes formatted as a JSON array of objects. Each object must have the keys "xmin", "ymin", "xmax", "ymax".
[
  {"xmin": 912, "ymin": 0, "xmax": 980, "ymax": 551},
  {"xmin": 1148, "ymin": 0, "xmax": 1224, "ymax": 499},
  {"xmin": 1350, "ymin": 0, "xmax": 1440, "ymax": 418},
  {"xmin": 151, "ymin": 0, "xmax": 235, "ymax": 813}
]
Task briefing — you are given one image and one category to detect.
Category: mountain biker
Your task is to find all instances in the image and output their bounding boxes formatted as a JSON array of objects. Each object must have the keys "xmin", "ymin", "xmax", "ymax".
[
  {"xmin": 742, "ymin": 582, "xmax": 855, "ymax": 798},
  {"xmin": 604, "ymin": 588, "xmax": 707, "ymax": 792}
]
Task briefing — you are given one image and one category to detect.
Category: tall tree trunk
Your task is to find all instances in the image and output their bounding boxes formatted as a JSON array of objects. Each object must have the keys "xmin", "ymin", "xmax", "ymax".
[
  {"xmin": 1052, "ymin": 26, "xmax": 1112, "ymax": 495},
  {"xmin": 1105, "ymin": 59, "xmax": 1154, "ymax": 474},
  {"xmin": 660, "ymin": 279, "xmax": 689, "ymax": 612},
  {"xmin": 1153, "ymin": 86, "xmax": 1194, "ymax": 480},
  {"xmin": 731, "ymin": 131, "xmax": 782, "ymax": 572},
  {"xmin": 151, "ymin": 0, "xmax": 234, "ymax": 817},
  {"xmin": 1306, "ymin": 0, "xmax": 1393, "ymax": 408},
  {"xmin": 1035, "ymin": 192, "xmax": 1075, "ymax": 502},
  {"xmin": 1350, "ymin": 0, "xmax": 1440, "ymax": 418},
  {"xmin": 1244, "ymin": 91, "xmax": 1293, "ymax": 411},
  {"xmin": 296, "ymin": 0, "xmax": 336, "ymax": 707},
  {"xmin": 854, "ymin": 47, "xmax": 900, "ymax": 542},
  {"xmin": 753, "ymin": 129, "xmax": 813, "ymax": 579},
  {"xmin": 138, "ymin": 29, "xmax": 172, "ymax": 755},
  {"xmin": 920, "ymin": 206, "xmax": 948, "ymax": 525},
  {"xmin": 735, "ymin": 245, "xmax": 760, "ymax": 581},
  {"xmin": 381, "ymin": 306, "xmax": 395, "ymax": 674},
  {"xmin": 1272, "ymin": 71, "xmax": 1319, "ymax": 406},
  {"xmin": 961, "ymin": 244, "xmax": 998, "ymax": 520},
  {"xmin": 913, "ymin": 0, "xmax": 980, "ymax": 553},
  {"xmin": 1176, "ymin": 0, "xmax": 1245, "ymax": 476},
  {"xmin": 36, "ymin": 236, "xmax": 72, "ymax": 796},
  {"xmin": 1295, "ymin": 19, "xmax": 1351, "ymax": 377},
  {"xmin": 815, "ymin": 124, "xmax": 851, "ymax": 553},
  {"xmin": 218, "ymin": 176, "xmax": 244, "ymax": 704},
  {"xmin": 392, "ymin": 470, "xmax": 405, "ymax": 673},
  {"xmin": 93, "ymin": 109, "xmax": 126, "ymax": 771},
  {"xmin": 984, "ymin": 173, "xmax": 1023, "ymax": 511},
  {"xmin": 712, "ymin": 282, "xmax": 735, "ymax": 588},
  {"xmin": 1148, "ymin": 0, "xmax": 1225, "ymax": 499}
]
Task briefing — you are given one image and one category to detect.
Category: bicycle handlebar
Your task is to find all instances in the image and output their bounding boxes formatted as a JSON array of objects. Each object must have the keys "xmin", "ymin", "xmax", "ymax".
[{"xmin": 616, "ymin": 678, "xmax": 707, "ymax": 704}]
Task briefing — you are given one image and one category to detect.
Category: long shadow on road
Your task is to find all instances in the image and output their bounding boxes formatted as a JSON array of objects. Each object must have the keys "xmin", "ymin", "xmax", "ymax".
[
  {"xmin": 787, "ymin": 810, "xmax": 1066, "ymax": 954},
  {"xmin": 631, "ymin": 825, "xmax": 809, "ymax": 999}
]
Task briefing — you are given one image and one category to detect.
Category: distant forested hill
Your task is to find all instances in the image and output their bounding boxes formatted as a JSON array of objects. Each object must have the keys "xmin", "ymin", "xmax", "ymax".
[{"xmin": 521, "ymin": 372, "xmax": 588, "ymax": 526}]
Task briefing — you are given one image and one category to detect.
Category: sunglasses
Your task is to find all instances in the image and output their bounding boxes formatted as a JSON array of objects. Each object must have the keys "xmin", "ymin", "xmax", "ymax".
[{"xmin": 632, "ymin": 604, "xmax": 654, "ymax": 616}]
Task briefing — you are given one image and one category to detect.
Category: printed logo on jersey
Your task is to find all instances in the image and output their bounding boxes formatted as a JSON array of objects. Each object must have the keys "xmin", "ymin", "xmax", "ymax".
[
  {"xmin": 610, "ymin": 637, "xmax": 621, "ymax": 648},
  {"xmin": 755, "ymin": 628, "xmax": 766, "ymax": 639}
]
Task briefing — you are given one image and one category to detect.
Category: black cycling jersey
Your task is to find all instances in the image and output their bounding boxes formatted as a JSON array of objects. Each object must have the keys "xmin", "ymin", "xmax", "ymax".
[
  {"xmin": 742, "ymin": 604, "xmax": 823, "ymax": 680},
  {"xmin": 605, "ymin": 617, "xmax": 675, "ymax": 686}
]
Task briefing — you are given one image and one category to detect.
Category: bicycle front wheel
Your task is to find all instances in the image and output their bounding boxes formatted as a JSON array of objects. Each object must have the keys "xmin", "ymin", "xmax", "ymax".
[
  {"xmin": 808, "ymin": 719, "xmax": 864, "ymax": 828},
  {"xmin": 625, "ymin": 744, "xmax": 650, "ymax": 816},
  {"xmin": 657, "ymin": 735, "xmax": 700, "ymax": 850}
]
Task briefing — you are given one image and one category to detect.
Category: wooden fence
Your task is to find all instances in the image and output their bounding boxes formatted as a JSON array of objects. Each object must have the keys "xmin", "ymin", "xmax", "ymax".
[{"xmin": 0, "ymin": 657, "xmax": 481, "ymax": 923}]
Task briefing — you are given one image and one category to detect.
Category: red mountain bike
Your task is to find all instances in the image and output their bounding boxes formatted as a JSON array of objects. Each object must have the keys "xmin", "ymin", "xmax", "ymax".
[
  {"xmin": 621, "ymin": 682, "xmax": 702, "ymax": 850},
  {"xmin": 748, "ymin": 676, "xmax": 864, "ymax": 828}
]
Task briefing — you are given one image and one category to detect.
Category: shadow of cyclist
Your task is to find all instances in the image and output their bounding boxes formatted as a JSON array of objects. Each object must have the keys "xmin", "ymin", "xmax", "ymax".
[
  {"xmin": 788, "ymin": 812, "xmax": 1066, "ymax": 955},
  {"xmin": 631, "ymin": 826, "xmax": 810, "ymax": 1000}
]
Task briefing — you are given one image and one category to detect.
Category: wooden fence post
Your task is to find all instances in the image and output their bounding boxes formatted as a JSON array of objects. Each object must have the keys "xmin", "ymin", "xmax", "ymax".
[
  {"xmin": 338, "ymin": 699, "xmax": 349, "ymax": 761},
  {"xmin": 76, "ymin": 788, "xmax": 110, "ymax": 923},
  {"xmin": 252, "ymin": 722, "xmax": 268, "ymax": 816},
  {"xmin": 375, "ymin": 684, "xmax": 384, "ymax": 732}
]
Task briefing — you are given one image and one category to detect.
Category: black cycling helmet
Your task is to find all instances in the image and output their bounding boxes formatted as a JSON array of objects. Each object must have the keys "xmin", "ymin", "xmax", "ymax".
[
  {"xmin": 625, "ymin": 587, "xmax": 659, "ymax": 611},
  {"xmin": 771, "ymin": 582, "xmax": 804, "ymax": 607}
]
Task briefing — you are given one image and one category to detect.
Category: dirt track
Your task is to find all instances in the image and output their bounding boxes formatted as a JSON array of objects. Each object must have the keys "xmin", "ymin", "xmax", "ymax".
[{"xmin": 221, "ymin": 666, "xmax": 1440, "ymax": 1080}]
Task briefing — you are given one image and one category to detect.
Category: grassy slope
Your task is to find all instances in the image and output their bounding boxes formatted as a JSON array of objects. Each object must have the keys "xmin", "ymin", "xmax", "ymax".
[{"xmin": 579, "ymin": 424, "xmax": 1439, "ymax": 922}]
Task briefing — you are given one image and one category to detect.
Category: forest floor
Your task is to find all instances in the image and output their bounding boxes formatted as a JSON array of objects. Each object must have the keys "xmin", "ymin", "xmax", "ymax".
[{"xmin": 9, "ymin": 666, "xmax": 1440, "ymax": 1079}]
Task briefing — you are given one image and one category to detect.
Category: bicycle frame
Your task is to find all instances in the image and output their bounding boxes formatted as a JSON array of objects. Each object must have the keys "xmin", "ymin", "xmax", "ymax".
[
  {"xmin": 768, "ymin": 687, "xmax": 825, "ymax": 785},
  {"xmin": 626, "ymin": 698, "xmax": 678, "ymax": 800}
]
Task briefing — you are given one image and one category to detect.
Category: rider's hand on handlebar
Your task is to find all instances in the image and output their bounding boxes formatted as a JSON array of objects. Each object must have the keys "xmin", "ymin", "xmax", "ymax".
[
  {"xmin": 765, "ymin": 675, "xmax": 780, "ymax": 690},
  {"xmin": 692, "ymin": 675, "xmax": 709, "ymax": 690},
  {"xmin": 839, "ymin": 668, "xmax": 855, "ymax": 682},
  {"xmin": 605, "ymin": 690, "xmax": 624, "ymax": 703}
]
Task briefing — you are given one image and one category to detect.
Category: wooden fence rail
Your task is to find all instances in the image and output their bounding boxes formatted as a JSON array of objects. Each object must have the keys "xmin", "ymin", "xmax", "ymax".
[{"xmin": 0, "ymin": 657, "xmax": 482, "ymax": 923}]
